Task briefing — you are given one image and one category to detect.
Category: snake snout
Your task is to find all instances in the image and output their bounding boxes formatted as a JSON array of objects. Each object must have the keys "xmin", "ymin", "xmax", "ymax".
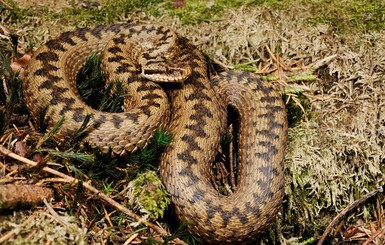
[{"xmin": 141, "ymin": 63, "xmax": 192, "ymax": 83}]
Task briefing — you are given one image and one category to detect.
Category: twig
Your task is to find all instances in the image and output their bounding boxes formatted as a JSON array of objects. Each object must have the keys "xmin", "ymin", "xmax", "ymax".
[
  {"xmin": 377, "ymin": 198, "xmax": 384, "ymax": 230},
  {"xmin": 265, "ymin": 45, "xmax": 291, "ymax": 71},
  {"xmin": 317, "ymin": 186, "xmax": 384, "ymax": 245},
  {"xmin": 0, "ymin": 184, "xmax": 54, "ymax": 210},
  {"xmin": 0, "ymin": 146, "xmax": 188, "ymax": 245},
  {"xmin": 103, "ymin": 205, "xmax": 115, "ymax": 227},
  {"xmin": 212, "ymin": 57, "xmax": 234, "ymax": 69},
  {"xmin": 360, "ymin": 197, "xmax": 385, "ymax": 244},
  {"xmin": 361, "ymin": 226, "xmax": 385, "ymax": 245},
  {"xmin": 37, "ymin": 177, "xmax": 73, "ymax": 185},
  {"xmin": 123, "ymin": 233, "xmax": 139, "ymax": 245},
  {"xmin": 309, "ymin": 54, "xmax": 338, "ymax": 70},
  {"xmin": 0, "ymin": 0, "xmax": 13, "ymax": 10},
  {"xmin": 43, "ymin": 198, "xmax": 74, "ymax": 229}
]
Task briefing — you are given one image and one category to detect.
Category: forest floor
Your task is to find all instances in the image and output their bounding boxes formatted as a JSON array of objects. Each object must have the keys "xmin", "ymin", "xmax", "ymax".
[{"xmin": 1, "ymin": 0, "xmax": 385, "ymax": 244}]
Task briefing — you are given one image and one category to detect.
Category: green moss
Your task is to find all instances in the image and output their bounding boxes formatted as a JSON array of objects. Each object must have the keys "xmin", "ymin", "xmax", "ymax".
[
  {"xmin": 59, "ymin": 0, "xmax": 168, "ymax": 25},
  {"xmin": 1, "ymin": 1, "xmax": 35, "ymax": 22},
  {"xmin": 105, "ymin": 0, "xmax": 167, "ymax": 18},
  {"xmin": 131, "ymin": 171, "xmax": 171, "ymax": 220},
  {"xmin": 170, "ymin": 0, "xmax": 251, "ymax": 24},
  {"xmin": 62, "ymin": 6, "xmax": 115, "ymax": 25},
  {"xmin": 3, "ymin": 0, "xmax": 384, "ymax": 33},
  {"xmin": 309, "ymin": 0, "xmax": 385, "ymax": 32},
  {"xmin": 173, "ymin": 0, "xmax": 384, "ymax": 32},
  {"xmin": 169, "ymin": 0, "xmax": 295, "ymax": 24}
]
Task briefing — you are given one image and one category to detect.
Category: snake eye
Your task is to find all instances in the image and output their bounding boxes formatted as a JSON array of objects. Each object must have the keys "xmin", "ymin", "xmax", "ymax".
[{"xmin": 165, "ymin": 67, "xmax": 174, "ymax": 75}]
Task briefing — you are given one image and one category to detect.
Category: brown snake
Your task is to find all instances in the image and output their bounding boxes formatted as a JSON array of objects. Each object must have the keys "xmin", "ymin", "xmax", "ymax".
[{"xmin": 24, "ymin": 23, "xmax": 287, "ymax": 243}]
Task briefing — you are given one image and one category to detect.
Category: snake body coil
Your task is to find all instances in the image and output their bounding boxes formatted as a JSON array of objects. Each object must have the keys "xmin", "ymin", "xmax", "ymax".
[{"xmin": 24, "ymin": 23, "xmax": 287, "ymax": 243}]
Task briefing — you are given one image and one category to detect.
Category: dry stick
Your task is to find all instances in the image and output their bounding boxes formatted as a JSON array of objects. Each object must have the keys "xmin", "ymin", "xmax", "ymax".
[
  {"xmin": 377, "ymin": 198, "xmax": 384, "ymax": 229},
  {"xmin": 264, "ymin": 45, "xmax": 291, "ymax": 71},
  {"xmin": 43, "ymin": 198, "xmax": 74, "ymax": 229},
  {"xmin": 123, "ymin": 233, "xmax": 139, "ymax": 245},
  {"xmin": 361, "ymin": 226, "xmax": 385, "ymax": 245},
  {"xmin": 0, "ymin": 146, "xmax": 188, "ymax": 245},
  {"xmin": 317, "ymin": 186, "xmax": 384, "ymax": 245},
  {"xmin": 310, "ymin": 54, "xmax": 338, "ymax": 70},
  {"xmin": 0, "ymin": 0, "xmax": 12, "ymax": 9},
  {"xmin": 211, "ymin": 57, "xmax": 234, "ymax": 69},
  {"xmin": 0, "ymin": 184, "xmax": 54, "ymax": 209}
]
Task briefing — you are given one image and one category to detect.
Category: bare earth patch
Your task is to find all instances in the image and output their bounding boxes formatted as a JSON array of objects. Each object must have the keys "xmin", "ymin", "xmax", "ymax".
[{"xmin": 1, "ymin": 1, "xmax": 384, "ymax": 244}]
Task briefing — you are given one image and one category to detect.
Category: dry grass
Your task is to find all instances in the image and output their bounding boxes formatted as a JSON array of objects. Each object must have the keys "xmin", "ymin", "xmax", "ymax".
[{"xmin": 1, "ymin": 0, "xmax": 385, "ymax": 244}]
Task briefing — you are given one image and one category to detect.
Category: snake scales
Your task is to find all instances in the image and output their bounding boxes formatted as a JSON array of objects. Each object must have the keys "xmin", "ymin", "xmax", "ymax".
[{"xmin": 24, "ymin": 23, "xmax": 287, "ymax": 243}]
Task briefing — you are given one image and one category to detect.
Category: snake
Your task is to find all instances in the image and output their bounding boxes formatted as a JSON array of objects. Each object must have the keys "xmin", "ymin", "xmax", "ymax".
[{"xmin": 23, "ymin": 23, "xmax": 288, "ymax": 244}]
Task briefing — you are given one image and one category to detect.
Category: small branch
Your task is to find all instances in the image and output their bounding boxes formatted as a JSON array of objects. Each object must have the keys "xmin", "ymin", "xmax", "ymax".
[
  {"xmin": 317, "ymin": 186, "xmax": 384, "ymax": 245},
  {"xmin": 0, "ymin": 146, "xmax": 188, "ymax": 245},
  {"xmin": 309, "ymin": 54, "xmax": 338, "ymax": 70},
  {"xmin": 43, "ymin": 198, "xmax": 74, "ymax": 229},
  {"xmin": 37, "ymin": 177, "xmax": 73, "ymax": 185},
  {"xmin": 212, "ymin": 57, "xmax": 234, "ymax": 69},
  {"xmin": 361, "ymin": 226, "xmax": 385, "ymax": 245},
  {"xmin": 0, "ymin": 184, "xmax": 54, "ymax": 210},
  {"xmin": 265, "ymin": 45, "xmax": 291, "ymax": 71},
  {"xmin": 123, "ymin": 233, "xmax": 139, "ymax": 245},
  {"xmin": 0, "ymin": 0, "xmax": 13, "ymax": 10}
]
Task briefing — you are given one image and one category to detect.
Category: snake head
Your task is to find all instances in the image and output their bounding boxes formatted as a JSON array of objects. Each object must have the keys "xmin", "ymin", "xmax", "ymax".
[{"xmin": 139, "ymin": 56, "xmax": 192, "ymax": 83}]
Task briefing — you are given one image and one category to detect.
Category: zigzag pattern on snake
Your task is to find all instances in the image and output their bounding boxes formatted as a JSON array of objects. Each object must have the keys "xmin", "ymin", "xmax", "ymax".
[{"xmin": 23, "ymin": 23, "xmax": 287, "ymax": 244}]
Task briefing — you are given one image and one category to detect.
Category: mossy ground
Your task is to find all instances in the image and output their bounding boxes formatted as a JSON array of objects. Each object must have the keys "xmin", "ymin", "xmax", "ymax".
[{"xmin": 1, "ymin": 0, "xmax": 385, "ymax": 244}]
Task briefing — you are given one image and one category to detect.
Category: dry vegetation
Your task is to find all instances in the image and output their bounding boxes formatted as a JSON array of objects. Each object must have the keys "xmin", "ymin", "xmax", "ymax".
[{"xmin": 1, "ymin": 0, "xmax": 385, "ymax": 244}]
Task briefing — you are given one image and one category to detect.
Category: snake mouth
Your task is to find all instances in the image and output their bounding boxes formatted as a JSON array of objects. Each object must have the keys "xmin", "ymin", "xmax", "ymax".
[{"xmin": 141, "ymin": 66, "xmax": 192, "ymax": 83}]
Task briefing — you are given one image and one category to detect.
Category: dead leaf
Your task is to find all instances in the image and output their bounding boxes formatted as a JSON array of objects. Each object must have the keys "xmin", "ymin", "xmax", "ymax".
[{"xmin": 10, "ymin": 54, "xmax": 31, "ymax": 78}]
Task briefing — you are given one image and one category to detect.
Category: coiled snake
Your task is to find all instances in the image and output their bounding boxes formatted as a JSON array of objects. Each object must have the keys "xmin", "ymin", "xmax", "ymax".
[{"xmin": 24, "ymin": 23, "xmax": 287, "ymax": 243}]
